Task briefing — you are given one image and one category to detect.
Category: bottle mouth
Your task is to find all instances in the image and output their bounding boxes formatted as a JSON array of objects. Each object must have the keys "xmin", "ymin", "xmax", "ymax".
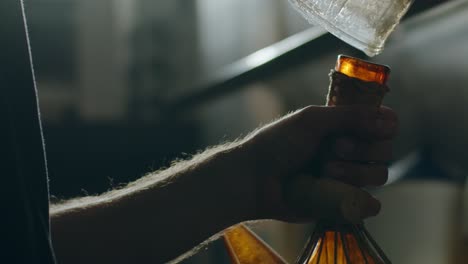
[{"xmin": 335, "ymin": 55, "xmax": 391, "ymax": 85}]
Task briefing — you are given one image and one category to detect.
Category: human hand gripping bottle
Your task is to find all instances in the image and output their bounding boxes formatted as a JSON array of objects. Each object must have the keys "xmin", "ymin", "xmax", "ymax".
[
  {"xmin": 296, "ymin": 55, "xmax": 392, "ymax": 264},
  {"xmin": 224, "ymin": 0, "xmax": 407, "ymax": 260},
  {"xmin": 223, "ymin": 55, "xmax": 392, "ymax": 264}
]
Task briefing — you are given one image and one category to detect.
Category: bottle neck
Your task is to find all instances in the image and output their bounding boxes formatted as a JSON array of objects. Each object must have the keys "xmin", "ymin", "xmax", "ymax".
[{"xmin": 335, "ymin": 55, "xmax": 390, "ymax": 85}]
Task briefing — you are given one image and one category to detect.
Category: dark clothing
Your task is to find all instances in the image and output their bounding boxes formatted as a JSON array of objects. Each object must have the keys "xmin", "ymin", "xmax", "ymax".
[{"xmin": 1, "ymin": 1, "xmax": 55, "ymax": 262}]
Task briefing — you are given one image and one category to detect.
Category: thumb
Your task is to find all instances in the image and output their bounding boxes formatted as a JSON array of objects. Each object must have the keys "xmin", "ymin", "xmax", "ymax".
[{"xmin": 285, "ymin": 176, "xmax": 381, "ymax": 223}]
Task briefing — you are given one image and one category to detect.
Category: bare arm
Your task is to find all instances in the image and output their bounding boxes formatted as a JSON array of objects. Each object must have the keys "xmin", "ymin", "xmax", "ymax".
[
  {"xmin": 51, "ymin": 141, "xmax": 254, "ymax": 263},
  {"xmin": 50, "ymin": 105, "xmax": 398, "ymax": 263}
]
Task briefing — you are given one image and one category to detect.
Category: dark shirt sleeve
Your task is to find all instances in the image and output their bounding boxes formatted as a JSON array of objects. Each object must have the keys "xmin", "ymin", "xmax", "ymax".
[{"xmin": 0, "ymin": 1, "xmax": 55, "ymax": 263}]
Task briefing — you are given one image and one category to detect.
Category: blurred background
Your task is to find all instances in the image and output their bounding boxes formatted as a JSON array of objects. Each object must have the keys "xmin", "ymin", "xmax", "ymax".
[{"xmin": 25, "ymin": 0, "xmax": 468, "ymax": 263}]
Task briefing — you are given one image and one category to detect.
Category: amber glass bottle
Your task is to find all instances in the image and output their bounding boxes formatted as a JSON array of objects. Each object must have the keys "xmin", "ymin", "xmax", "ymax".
[
  {"xmin": 224, "ymin": 224, "xmax": 288, "ymax": 264},
  {"xmin": 297, "ymin": 55, "xmax": 391, "ymax": 264}
]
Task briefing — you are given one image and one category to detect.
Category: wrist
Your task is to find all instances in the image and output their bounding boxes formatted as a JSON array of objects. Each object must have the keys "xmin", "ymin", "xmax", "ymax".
[{"xmin": 213, "ymin": 142, "xmax": 258, "ymax": 223}]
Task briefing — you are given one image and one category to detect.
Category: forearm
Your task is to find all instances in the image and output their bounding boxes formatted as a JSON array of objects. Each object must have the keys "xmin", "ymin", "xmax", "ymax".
[
  {"xmin": 49, "ymin": 105, "xmax": 397, "ymax": 263},
  {"xmin": 50, "ymin": 142, "xmax": 255, "ymax": 263}
]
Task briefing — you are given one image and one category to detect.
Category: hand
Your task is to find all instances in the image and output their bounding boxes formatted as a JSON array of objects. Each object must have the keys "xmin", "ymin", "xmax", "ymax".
[{"xmin": 237, "ymin": 105, "xmax": 398, "ymax": 223}]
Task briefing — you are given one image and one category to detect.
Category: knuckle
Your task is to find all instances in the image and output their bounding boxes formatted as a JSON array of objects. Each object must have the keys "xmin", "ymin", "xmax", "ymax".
[
  {"xmin": 296, "ymin": 106, "xmax": 321, "ymax": 126},
  {"xmin": 298, "ymin": 105, "xmax": 318, "ymax": 119}
]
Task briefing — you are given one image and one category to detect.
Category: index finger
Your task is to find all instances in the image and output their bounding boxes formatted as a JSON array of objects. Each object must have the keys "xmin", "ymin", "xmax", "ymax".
[{"xmin": 299, "ymin": 105, "xmax": 398, "ymax": 141}]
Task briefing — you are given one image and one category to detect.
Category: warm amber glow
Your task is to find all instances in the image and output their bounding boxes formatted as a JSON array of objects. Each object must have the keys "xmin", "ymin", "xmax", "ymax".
[
  {"xmin": 224, "ymin": 225, "xmax": 287, "ymax": 264},
  {"xmin": 335, "ymin": 55, "xmax": 390, "ymax": 85},
  {"xmin": 306, "ymin": 231, "xmax": 381, "ymax": 264},
  {"xmin": 298, "ymin": 55, "xmax": 392, "ymax": 264}
]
